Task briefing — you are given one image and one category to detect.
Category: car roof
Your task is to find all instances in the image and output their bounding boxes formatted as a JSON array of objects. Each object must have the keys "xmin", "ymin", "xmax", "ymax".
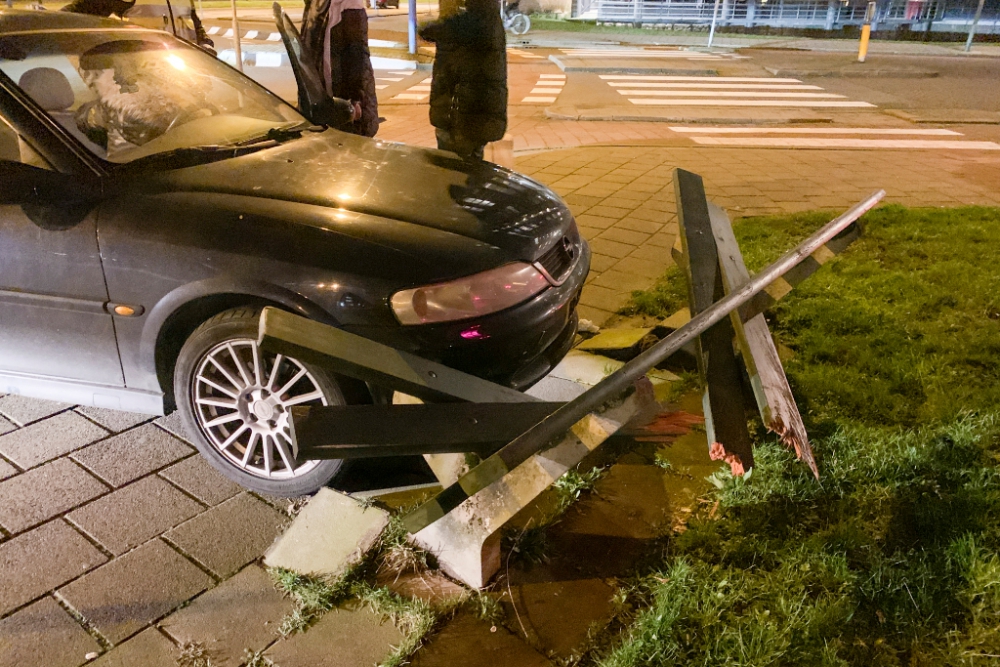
[{"xmin": 0, "ymin": 8, "xmax": 143, "ymax": 34}]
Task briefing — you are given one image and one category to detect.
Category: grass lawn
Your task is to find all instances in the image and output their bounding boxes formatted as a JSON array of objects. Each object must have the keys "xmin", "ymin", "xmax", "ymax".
[{"xmin": 600, "ymin": 205, "xmax": 1000, "ymax": 666}]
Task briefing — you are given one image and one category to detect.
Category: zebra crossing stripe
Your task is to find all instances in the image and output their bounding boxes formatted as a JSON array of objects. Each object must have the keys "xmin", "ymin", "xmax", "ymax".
[
  {"xmin": 669, "ymin": 127, "xmax": 963, "ymax": 135},
  {"xmin": 244, "ymin": 30, "xmax": 258, "ymax": 40},
  {"xmin": 689, "ymin": 137, "xmax": 1000, "ymax": 150},
  {"xmin": 600, "ymin": 75, "xmax": 804, "ymax": 83},
  {"xmin": 267, "ymin": 33, "xmax": 282, "ymax": 41},
  {"xmin": 608, "ymin": 82, "xmax": 824, "ymax": 90},
  {"xmin": 618, "ymin": 91, "xmax": 847, "ymax": 98},
  {"xmin": 207, "ymin": 26, "xmax": 220, "ymax": 35},
  {"xmin": 523, "ymin": 96, "xmax": 556, "ymax": 103},
  {"xmin": 630, "ymin": 99, "xmax": 876, "ymax": 107}
]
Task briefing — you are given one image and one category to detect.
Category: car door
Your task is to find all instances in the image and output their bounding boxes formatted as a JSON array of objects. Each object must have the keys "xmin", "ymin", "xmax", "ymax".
[{"xmin": 0, "ymin": 114, "xmax": 124, "ymax": 387}]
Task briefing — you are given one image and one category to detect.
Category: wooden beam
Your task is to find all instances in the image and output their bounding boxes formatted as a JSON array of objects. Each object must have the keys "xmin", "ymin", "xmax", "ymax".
[
  {"xmin": 708, "ymin": 201, "xmax": 819, "ymax": 478},
  {"xmin": 674, "ymin": 168, "xmax": 755, "ymax": 471},
  {"xmin": 288, "ymin": 402, "xmax": 562, "ymax": 459},
  {"xmin": 257, "ymin": 308, "xmax": 538, "ymax": 404}
]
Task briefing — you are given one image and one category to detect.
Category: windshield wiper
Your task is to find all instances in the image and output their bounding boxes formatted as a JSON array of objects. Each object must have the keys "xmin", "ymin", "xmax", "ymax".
[
  {"xmin": 121, "ymin": 142, "xmax": 277, "ymax": 172},
  {"xmin": 234, "ymin": 122, "xmax": 326, "ymax": 147}
]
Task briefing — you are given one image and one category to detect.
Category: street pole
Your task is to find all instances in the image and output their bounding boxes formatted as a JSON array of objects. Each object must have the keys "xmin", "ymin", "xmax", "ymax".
[
  {"xmin": 707, "ymin": 0, "xmax": 721, "ymax": 48},
  {"xmin": 231, "ymin": 0, "xmax": 244, "ymax": 71},
  {"xmin": 857, "ymin": 0, "xmax": 875, "ymax": 63},
  {"xmin": 965, "ymin": 0, "xmax": 986, "ymax": 52},
  {"xmin": 408, "ymin": 0, "xmax": 417, "ymax": 54}
]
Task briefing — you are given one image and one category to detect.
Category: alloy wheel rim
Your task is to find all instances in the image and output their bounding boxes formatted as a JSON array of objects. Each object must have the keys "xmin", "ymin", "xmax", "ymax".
[{"xmin": 192, "ymin": 338, "xmax": 329, "ymax": 480}]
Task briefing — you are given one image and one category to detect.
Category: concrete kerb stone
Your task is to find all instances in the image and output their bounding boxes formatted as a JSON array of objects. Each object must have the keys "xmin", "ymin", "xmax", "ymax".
[{"xmin": 264, "ymin": 488, "xmax": 389, "ymax": 579}]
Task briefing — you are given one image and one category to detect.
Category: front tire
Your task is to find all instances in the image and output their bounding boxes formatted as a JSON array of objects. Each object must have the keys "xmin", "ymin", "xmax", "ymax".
[
  {"xmin": 510, "ymin": 13, "xmax": 530, "ymax": 35},
  {"xmin": 174, "ymin": 307, "xmax": 350, "ymax": 497}
]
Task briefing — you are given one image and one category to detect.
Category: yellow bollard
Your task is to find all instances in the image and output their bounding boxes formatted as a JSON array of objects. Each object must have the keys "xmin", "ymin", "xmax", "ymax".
[{"xmin": 857, "ymin": 24, "xmax": 871, "ymax": 62}]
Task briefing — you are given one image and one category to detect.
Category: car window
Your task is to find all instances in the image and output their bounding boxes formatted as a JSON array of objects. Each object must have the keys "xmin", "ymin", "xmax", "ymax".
[
  {"xmin": 0, "ymin": 115, "xmax": 52, "ymax": 170},
  {"xmin": 0, "ymin": 30, "xmax": 305, "ymax": 164}
]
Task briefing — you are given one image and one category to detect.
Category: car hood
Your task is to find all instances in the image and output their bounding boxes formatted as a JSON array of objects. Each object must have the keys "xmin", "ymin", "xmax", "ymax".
[{"xmin": 150, "ymin": 130, "xmax": 574, "ymax": 261}]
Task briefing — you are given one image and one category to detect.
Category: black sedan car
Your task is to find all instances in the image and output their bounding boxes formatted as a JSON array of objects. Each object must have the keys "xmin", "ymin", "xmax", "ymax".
[{"xmin": 0, "ymin": 9, "xmax": 589, "ymax": 495}]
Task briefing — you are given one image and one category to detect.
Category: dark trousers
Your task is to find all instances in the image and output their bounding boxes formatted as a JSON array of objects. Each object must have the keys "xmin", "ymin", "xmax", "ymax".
[{"xmin": 436, "ymin": 128, "xmax": 485, "ymax": 161}]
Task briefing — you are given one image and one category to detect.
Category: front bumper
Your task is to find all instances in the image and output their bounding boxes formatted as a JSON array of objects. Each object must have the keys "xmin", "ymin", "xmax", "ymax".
[{"xmin": 352, "ymin": 240, "xmax": 591, "ymax": 390}]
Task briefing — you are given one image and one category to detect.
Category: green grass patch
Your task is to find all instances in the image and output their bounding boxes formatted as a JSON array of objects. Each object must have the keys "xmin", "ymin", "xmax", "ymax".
[{"xmin": 600, "ymin": 206, "xmax": 1000, "ymax": 666}]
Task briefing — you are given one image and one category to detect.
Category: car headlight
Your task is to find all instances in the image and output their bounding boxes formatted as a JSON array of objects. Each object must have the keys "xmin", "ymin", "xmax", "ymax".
[{"xmin": 391, "ymin": 263, "xmax": 550, "ymax": 325}]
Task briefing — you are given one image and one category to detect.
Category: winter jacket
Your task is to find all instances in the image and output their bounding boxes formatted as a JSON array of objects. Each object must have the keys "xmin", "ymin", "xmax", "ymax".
[
  {"xmin": 419, "ymin": 0, "xmax": 507, "ymax": 148},
  {"xmin": 300, "ymin": 2, "xmax": 379, "ymax": 137}
]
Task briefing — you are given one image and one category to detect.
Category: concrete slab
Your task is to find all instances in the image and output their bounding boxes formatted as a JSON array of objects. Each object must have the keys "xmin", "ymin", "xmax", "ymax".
[
  {"xmin": 74, "ymin": 407, "xmax": 152, "ymax": 433},
  {"xmin": 764, "ymin": 66, "xmax": 938, "ymax": 78},
  {"xmin": 377, "ymin": 570, "xmax": 467, "ymax": 606},
  {"xmin": 264, "ymin": 605, "xmax": 405, "ymax": 667},
  {"xmin": 161, "ymin": 565, "xmax": 292, "ymax": 666},
  {"xmin": 264, "ymin": 488, "xmax": 388, "ymax": 578},
  {"xmin": 577, "ymin": 328, "xmax": 653, "ymax": 353},
  {"xmin": 502, "ymin": 578, "xmax": 616, "ymax": 661},
  {"xmin": 0, "ymin": 415, "xmax": 14, "ymax": 435},
  {"xmin": 409, "ymin": 611, "xmax": 552, "ymax": 667},
  {"xmin": 71, "ymin": 424, "xmax": 193, "ymax": 488},
  {"xmin": 0, "ymin": 395, "xmax": 72, "ymax": 427},
  {"xmin": 883, "ymin": 108, "xmax": 1000, "ymax": 124},
  {"xmin": 87, "ymin": 628, "xmax": 178, "ymax": 667},
  {"xmin": 659, "ymin": 308, "xmax": 691, "ymax": 330},
  {"xmin": 57, "ymin": 539, "xmax": 213, "ymax": 645},
  {"xmin": 559, "ymin": 465, "xmax": 672, "ymax": 540},
  {"xmin": 0, "ymin": 596, "xmax": 102, "ymax": 667},
  {"xmin": 0, "ymin": 520, "xmax": 107, "ymax": 617},
  {"xmin": 524, "ymin": 375, "xmax": 588, "ymax": 402},
  {"xmin": 0, "ymin": 459, "xmax": 108, "ymax": 534},
  {"xmin": 158, "ymin": 455, "xmax": 243, "ymax": 506},
  {"xmin": 0, "ymin": 412, "xmax": 109, "ymax": 470},
  {"xmin": 166, "ymin": 493, "xmax": 289, "ymax": 578},
  {"xmin": 67, "ymin": 476, "xmax": 204, "ymax": 555}
]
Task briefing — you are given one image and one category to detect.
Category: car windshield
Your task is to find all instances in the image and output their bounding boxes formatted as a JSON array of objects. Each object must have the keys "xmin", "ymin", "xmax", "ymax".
[{"xmin": 0, "ymin": 28, "xmax": 305, "ymax": 164}]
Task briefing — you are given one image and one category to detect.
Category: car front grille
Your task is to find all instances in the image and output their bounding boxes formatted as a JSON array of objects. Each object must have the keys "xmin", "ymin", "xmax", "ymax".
[{"xmin": 535, "ymin": 234, "xmax": 579, "ymax": 286}]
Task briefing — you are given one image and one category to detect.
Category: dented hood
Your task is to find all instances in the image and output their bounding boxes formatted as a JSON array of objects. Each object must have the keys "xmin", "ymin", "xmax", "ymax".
[{"xmin": 151, "ymin": 129, "xmax": 575, "ymax": 261}]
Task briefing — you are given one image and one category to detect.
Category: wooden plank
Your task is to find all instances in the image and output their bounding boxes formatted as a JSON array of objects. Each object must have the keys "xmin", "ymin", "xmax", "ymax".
[
  {"xmin": 288, "ymin": 402, "xmax": 562, "ymax": 459},
  {"xmin": 257, "ymin": 308, "xmax": 538, "ymax": 404},
  {"xmin": 674, "ymin": 168, "xmax": 755, "ymax": 471},
  {"xmin": 707, "ymin": 201, "xmax": 818, "ymax": 478}
]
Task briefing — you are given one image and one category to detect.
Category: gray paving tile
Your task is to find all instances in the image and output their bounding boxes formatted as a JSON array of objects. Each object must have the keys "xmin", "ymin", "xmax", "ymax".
[
  {"xmin": 159, "ymin": 456, "xmax": 242, "ymax": 506},
  {"xmin": 74, "ymin": 407, "xmax": 153, "ymax": 434},
  {"xmin": 0, "ymin": 395, "xmax": 73, "ymax": 427},
  {"xmin": 0, "ymin": 521, "xmax": 107, "ymax": 617},
  {"xmin": 67, "ymin": 476, "xmax": 204, "ymax": 556},
  {"xmin": 409, "ymin": 611, "xmax": 552, "ymax": 667},
  {"xmin": 265, "ymin": 605, "xmax": 404, "ymax": 667},
  {"xmin": 0, "ymin": 415, "xmax": 13, "ymax": 435},
  {"xmin": 0, "ymin": 459, "xmax": 108, "ymax": 535},
  {"xmin": 154, "ymin": 411, "xmax": 194, "ymax": 444},
  {"xmin": 164, "ymin": 494, "xmax": 289, "ymax": 578},
  {"xmin": 88, "ymin": 628, "xmax": 178, "ymax": 667},
  {"xmin": 0, "ymin": 596, "xmax": 101, "ymax": 667},
  {"xmin": 0, "ymin": 457, "xmax": 19, "ymax": 481},
  {"xmin": 0, "ymin": 412, "xmax": 109, "ymax": 470},
  {"xmin": 58, "ymin": 539, "xmax": 213, "ymax": 645},
  {"xmin": 161, "ymin": 565, "xmax": 292, "ymax": 666},
  {"xmin": 71, "ymin": 424, "xmax": 193, "ymax": 488}
]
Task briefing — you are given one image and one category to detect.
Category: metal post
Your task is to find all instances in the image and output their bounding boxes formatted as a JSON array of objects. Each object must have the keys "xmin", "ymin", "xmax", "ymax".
[
  {"xmin": 707, "ymin": 0, "xmax": 721, "ymax": 47},
  {"xmin": 858, "ymin": 0, "xmax": 875, "ymax": 62},
  {"xmin": 408, "ymin": 0, "xmax": 417, "ymax": 54},
  {"xmin": 966, "ymin": 0, "xmax": 986, "ymax": 51},
  {"xmin": 231, "ymin": 0, "xmax": 244, "ymax": 71}
]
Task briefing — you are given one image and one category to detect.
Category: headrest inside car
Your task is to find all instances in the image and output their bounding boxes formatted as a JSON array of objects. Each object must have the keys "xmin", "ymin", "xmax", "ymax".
[{"xmin": 18, "ymin": 67, "xmax": 75, "ymax": 112}]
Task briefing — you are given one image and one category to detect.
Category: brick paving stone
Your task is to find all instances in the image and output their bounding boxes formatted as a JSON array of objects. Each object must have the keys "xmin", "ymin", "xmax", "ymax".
[
  {"xmin": 579, "ymin": 285, "xmax": 629, "ymax": 313},
  {"xmin": 264, "ymin": 606, "xmax": 405, "ymax": 667},
  {"xmin": 596, "ymin": 227, "xmax": 651, "ymax": 247},
  {"xmin": 58, "ymin": 539, "xmax": 213, "ymax": 645},
  {"xmin": 576, "ymin": 305, "xmax": 614, "ymax": 327},
  {"xmin": 164, "ymin": 494, "xmax": 289, "ymax": 578},
  {"xmin": 610, "ymin": 257, "xmax": 670, "ymax": 280},
  {"xmin": 0, "ymin": 520, "xmax": 107, "ymax": 617},
  {"xmin": 71, "ymin": 424, "xmax": 193, "ymax": 488},
  {"xmin": 88, "ymin": 628, "xmax": 178, "ymax": 667},
  {"xmin": 0, "ymin": 596, "xmax": 101, "ymax": 667},
  {"xmin": 0, "ymin": 459, "xmax": 108, "ymax": 534},
  {"xmin": 590, "ymin": 270, "xmax": 655, "ymax": 293},
  {"xmin": 0, "ymin": 415, "xmax": 13, "ymax": 435},
  {"xmin": 0, "ymin": 457, "xmax": 18, "ymax": 481},
  {"xmin": 409, "ymin": 611, "xmax": 552, "ymax": 667},
  {"xmin": 159, "ymin": 455, "xmax": 242, "ymax": 506},
  {"xmin": 0, "ymin": 412, "xmax": 109, "ymax": 470},
  {"xmin": 587, "ymin": 238, "xmax": 632, "ymax": 260},
  {"xmin": 587, "ymin": 253, "xmax": 618, "ymax": 274},
  {"xmin": 616, "ymin": 216, "xmax": 663, "ymax": 235},
  {"xmin": 67, "ymin": 476, "xmax": 204, "ymax": 556},
  {"xmin": 0, "ymin": 395, "xmax": 73, "ymax": 427},
  {"xmin": 161, "ymin": 565, "xmax": 292, "ymax": 666},
  {"xmin": 153, "ymin": 411, "xmax": 195, "ymax": 444},
  {"xmin": 74, "ymin": 407, "xmax": 152, "ymax": 433}
]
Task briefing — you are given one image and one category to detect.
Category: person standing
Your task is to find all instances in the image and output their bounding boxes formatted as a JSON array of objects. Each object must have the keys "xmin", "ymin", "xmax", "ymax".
[
  {"xmin": 300, "ymin": 0, "xmax": 379, "ymax": 137},
  {"xmin": 418, "ymin": 0, "xmax": 507, "ymax": 161}
]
